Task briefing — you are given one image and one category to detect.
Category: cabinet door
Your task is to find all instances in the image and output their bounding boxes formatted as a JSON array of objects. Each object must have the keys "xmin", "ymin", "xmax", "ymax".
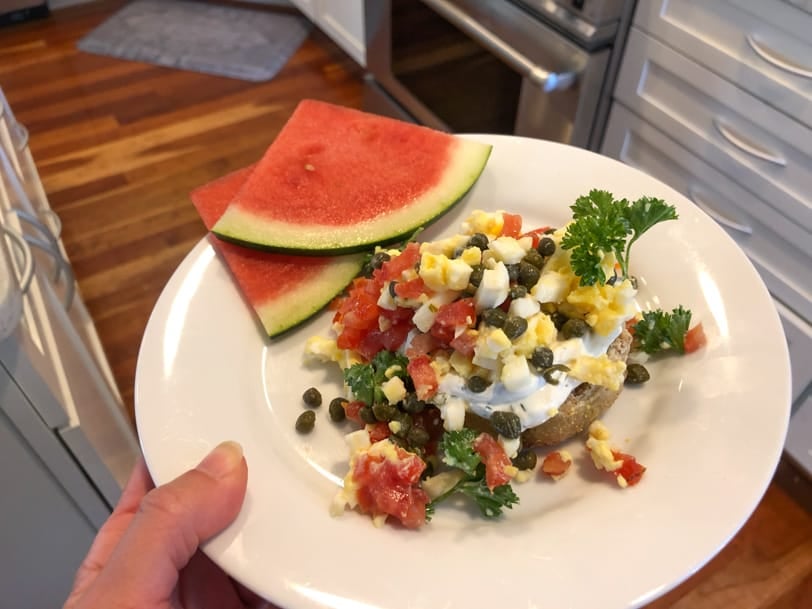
[{"xmin": 0, "ymin": 368, "xmax": 103, "ymax": 609}]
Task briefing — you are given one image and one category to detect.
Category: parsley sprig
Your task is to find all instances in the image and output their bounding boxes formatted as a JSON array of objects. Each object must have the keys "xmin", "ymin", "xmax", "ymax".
[
  {"xmin": 561, "ymin": 190, "xmax": 678, "ymax": 286},
  {"xmin": 343, "ymin": 351, "xmax": 409, "ymax": 406},
  {"xmin": 427, "ymin": 429, "xmax": 519, "ymax": 519},
  {"xmin": 633, "ymin": 306, "xmax": 693, "ymax": 354}
]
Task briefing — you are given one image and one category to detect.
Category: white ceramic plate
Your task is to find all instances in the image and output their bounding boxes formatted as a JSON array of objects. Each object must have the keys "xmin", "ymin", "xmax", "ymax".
[{"xmin": 135, "ymin": 135, "xmax": 791, "ymax": 609}]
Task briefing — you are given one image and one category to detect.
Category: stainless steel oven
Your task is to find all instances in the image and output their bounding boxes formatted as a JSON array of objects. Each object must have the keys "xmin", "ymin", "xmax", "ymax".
[{"xmin": 364, "ymin": 0, "xmax": 635, "ymax": 150}]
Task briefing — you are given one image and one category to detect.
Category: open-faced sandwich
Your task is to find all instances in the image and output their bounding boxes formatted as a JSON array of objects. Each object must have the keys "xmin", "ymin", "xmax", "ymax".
[{"xmin": 303, "ymin": 189, "xmax": 705, "ymax": 528}]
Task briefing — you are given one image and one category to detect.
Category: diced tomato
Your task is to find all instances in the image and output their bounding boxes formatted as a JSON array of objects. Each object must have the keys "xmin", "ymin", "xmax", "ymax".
[
  {"xmin": 340, "ymin": 290, "xmax": 379, "ymax": 329},
  {"xmin": 429, "ymin": 322, "xmax": 456, "ymax": 345},
  {"xmin": 500, "ymin": 213, "xmax": 523, "ymax": 238},
  {"xmin": 343, "ymin": 400, "xmax": 365, "ymax": 424},
  {"xmin": 684, "ymin": 323, "xmax": 707, "ymax": 354},
  {"xmin": 625, "ymin": 317, "xmax": 638, "ymax": 336},
  {"xmin": 541, "ymin": 451, "xmax": 571, "ymax": 479},
  {"xmin": 352, "ymin": 443, "xmax": 429, "ymax": 528},
  {"xmin": 379, "ymin": 242, "xmax": 421, "ymax": 281},
  {"xmin": 356, "ymin": 329, "xmax": 385, "ymax": 361},
  {"xmin": 336, "ymin": 326, "xmax": 363, "ymax": 351},
  {"xmin": 473, "ymin": 433, "xmax": 512, "ymax": 491},
  {"xmin": 434, "ymin": 297, "xmax": 476, "ymax": 328},
  {"xmin": 394, "ymin": 277, "xmax": 429, "ymax": 300},
  {"xmin": 449, "ymin": 328, "xmax": 478, "ymax": 356},
  {"xmin": 407, "ymin": 355, "xmax": 438, "ymax": 400},
  {"xmin": 379, "ymin": 321, "xmax": 412, "ymax": 352},
  {"xmin": 611, "ymin": 450, "xmax": 646, "ymax": 486},
  {"xmin": 380, "ymin": 305, "xmax": 415, "ymax": 323},
  {"xmin": 429, "ymin": 297, "xmax": 476, "ymax": 346},
  {"xmin": 521, "ymin": 227, "xmax": 551, "ymax": 249},
  {"xmin": 406, "ymin": 332, "xmax": 440, "ymax": 358},
  {"xmin": 367, "ymin": 422, "xmax": 391, "ymax": 443}
]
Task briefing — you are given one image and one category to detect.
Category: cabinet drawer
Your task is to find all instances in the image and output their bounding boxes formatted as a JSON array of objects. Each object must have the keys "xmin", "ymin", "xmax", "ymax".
[
  {"xmin": 614, "ymin": 28, "xmax": 812, "ymax": 232},
  {"xmin": 601, "ymin": 102, "xmax": 812, "ymax": 322},
  {"xmin": 634, "ymin": 0, "xmax": 812, "ymax": 128}
]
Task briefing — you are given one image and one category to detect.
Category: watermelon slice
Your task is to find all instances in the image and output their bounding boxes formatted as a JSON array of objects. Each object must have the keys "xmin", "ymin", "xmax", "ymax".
[
  {"xmin": 191, "ymin": 167, "xmax": 365, "ymax": 337},
  {"xmin": 211, "ymin": 99, "xmax": 492, "ymax": 254}
]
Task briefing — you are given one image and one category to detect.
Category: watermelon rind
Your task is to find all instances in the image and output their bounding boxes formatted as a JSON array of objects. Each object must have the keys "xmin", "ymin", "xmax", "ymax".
[
  {"xmin": 219, "ymin": 248, "xmax": 366, "ymax": 338},
  {"xmin": 212, "ymin": 138, "xmax": 492, "ymax": 255}
]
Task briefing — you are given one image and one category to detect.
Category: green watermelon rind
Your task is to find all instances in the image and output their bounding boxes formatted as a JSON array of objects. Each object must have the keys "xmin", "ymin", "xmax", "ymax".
[
  {"xmin": 211, "ymin": 139, "xmax": 492, "ymax": 255},
  {"xmin": 252, "ymin": 254, "xmax": 366, "ymax": 337}
]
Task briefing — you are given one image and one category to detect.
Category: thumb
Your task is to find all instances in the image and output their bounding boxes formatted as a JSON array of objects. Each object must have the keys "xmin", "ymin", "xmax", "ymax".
[{"xmin": 90, "ymin": 441, "xmax": 248, "ymax": 605}]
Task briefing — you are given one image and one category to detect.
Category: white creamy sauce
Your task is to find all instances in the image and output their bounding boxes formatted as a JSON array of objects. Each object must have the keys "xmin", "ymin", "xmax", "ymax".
[{"xmin": 436, "ymin": 325, "xmax": 623, "ymax": 430}]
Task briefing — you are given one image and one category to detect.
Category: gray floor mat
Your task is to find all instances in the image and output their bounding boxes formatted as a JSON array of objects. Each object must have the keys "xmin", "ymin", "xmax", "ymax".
[{"xmin": 77, "ymin": 0, "xmax": 311, "ymax": 82}]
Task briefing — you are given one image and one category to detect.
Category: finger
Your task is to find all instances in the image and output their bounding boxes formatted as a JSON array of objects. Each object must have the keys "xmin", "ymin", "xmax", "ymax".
[
  {"xmin": 82, "ymin": 441, "xmax": 248, "ymax": 607},
  {"xmin": 64, "ymin": 458, "xmax": 155, "ymax": 607}
]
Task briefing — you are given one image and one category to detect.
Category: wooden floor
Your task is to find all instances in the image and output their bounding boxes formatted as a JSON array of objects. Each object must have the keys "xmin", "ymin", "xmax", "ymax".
[{"xmin": 1, "ymin": 2, "xmax": 810, "ymax": 607}]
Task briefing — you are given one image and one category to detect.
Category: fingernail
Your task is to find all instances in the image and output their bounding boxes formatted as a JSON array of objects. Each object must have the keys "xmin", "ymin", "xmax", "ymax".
[{"xmin": 197, "ymin": 441, "xmax": 244, "ymax": 479}]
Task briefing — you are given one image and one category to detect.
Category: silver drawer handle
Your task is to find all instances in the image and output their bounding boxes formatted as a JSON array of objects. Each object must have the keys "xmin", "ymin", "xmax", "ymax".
[
  {"xmin": 689, "ymin": 188, "xmax": 753, "ymax": 235},
  {"xmin": 746, "ymin": 34, "xmax": 812, "ymax": 80},
  {"xmin": 2, "ymin": 226, "xmax": 34, "ymax": 294},
  {"xmin": 712, "ymin": 118, "xmax": 787, "ymax": 167},
  {"xmin": 422, "ymin": 0, "xmax": 580, "ymax": 92}
]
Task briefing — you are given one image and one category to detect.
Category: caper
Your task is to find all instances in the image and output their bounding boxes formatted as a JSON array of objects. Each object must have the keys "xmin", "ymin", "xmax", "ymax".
[
  {"xmin": 372, "ymin": 402, "xmax": 397, "ymax": 422},
  {"xmin": 388, "ymin": 434, "xmax": 408, "ymax": 449},
  {"xmin": 467, "ymin": 233, "xmax": 489, "ymax": 250},
  {"xmin": 537, "ymin": 237, "xmax": 556, "ymax": 257},
  {"xmin": 466, "ymin": 375, "xmax": 489, "ymax": 393},
  {"xmin": 407, "ymin": 426, "xmax": 430, "ymax": 447},
  {"xmin": 328, "ymin": 397, "xmax": 347, "ymax": 422},
  {"xmin": 302, "ymin": 387, "xmax": 322, "ymax": 408},
  {"xmin": 359, "ymin": 405, "xmax": 377, "ymax": 424},
  {"xmin": 295, "ymin": 410, "xmax": 316, "ymax": 434},
  {"xmin": 401, "ymin": 393, "xmax": 426, "ymax": 414},
  {"xmin": 542, "ymin": 364, "xmax": 570, "ymax": 385},
  {"xmin": 391, "ymin": 411, "xmax": 413, "ymax": 436},
  {"xmin": 561, "ymin": 318, "xmax": 588, "ymax": 339},
  {"xmin": 512, "ymin": 449, "xmax": 538, "ymax": 471},
  {"xmin": 530, "ymin": 346, "xmax": 554, "ymax": 370},
  {"xmin": 469, "ymin": 265, "xmax": 484, "ymax": 287},
  {"xmin": 490, "ymin": 411, "xmax": 522, "ymax": 439},
  {"xmin": 370, "ymin": 251, "xmax": 391, "ymax": 269},
  {"xmin": 506, "ymin": 263, "xmax": 520, "ymax": 283},
  {"xmin": 509, "ymin": 285, "xmax": 528, "ymax": 300},
  {"xmin": 523, "ymin": 249, "xmax": 544, "ymax": 268},
  {"xmin": 503, "ymin": 315, "xmax": 528, "ymax": 340},
  {"xmin": 481, "ymin": 307, "xmax": 507, "ymax": 328},
  {"xmin": 551, "ymin": 311, "xmax": 568, "ymax": 330},
  {"xmin": 518, "ymin": 261, "xmax": 541, "ymax": 288},
  {"xmin": 625, "ymin": 363, "xmax": 650, "ymax": 385}
]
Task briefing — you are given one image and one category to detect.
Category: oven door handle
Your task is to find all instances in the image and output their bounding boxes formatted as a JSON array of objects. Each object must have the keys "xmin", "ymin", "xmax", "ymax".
[{"xmin": 422, "ymin": 0, "xmax": 579, "ymax": 92}]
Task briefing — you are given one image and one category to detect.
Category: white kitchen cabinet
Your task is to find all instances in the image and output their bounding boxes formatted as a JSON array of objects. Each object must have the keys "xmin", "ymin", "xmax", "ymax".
[
  {"xmin": 1, "ymin": 90, "xmax": 140, "ymax": 607},
  {"xmin": 290, "ymin": 0, "xmax": 366, "ymax": 66},
  {"xmin": 601, "ymin": 0, "xmax": 812, "ymax": 478}
]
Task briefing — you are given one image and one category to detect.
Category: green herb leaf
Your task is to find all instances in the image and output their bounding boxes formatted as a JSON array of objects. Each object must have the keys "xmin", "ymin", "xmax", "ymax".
[
  {"xmin": 429, "ymin": 429, "xmax": 520, "ymax": 519},
  {"xmin": 561, "ymin": 189, "xmax": 629, "ymax": 286},
  {"xmin": 622, "ymin": 196, "xmax": 678, "ymax": 271},
  {"xmin": 455, "ymin": 479, "xmax": 520, "ymax": 519},
  {"xmin": 633, "ymin": 306, "xmax": 693, "ymax": 354},
  {"xmin": 561, "ymin": 189, "xmax": 678, "ymax": 285},
  {"xmin": 343, "ymin": 351, "xmax": 410, "ymax": 406},
  {"xmin": 438, "ymin": 428, "xmax": 480, "ymax": 477}
]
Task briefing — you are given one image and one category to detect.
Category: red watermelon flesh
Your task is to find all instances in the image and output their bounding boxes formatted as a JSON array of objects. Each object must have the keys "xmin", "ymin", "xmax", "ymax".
[
  {"xmin": 212, "ymin": 99, "xmax": 492, "ymax": 253},
  {"xmin": 191, "ymin": 166, "xmax": 364, "ymax": 337}
]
